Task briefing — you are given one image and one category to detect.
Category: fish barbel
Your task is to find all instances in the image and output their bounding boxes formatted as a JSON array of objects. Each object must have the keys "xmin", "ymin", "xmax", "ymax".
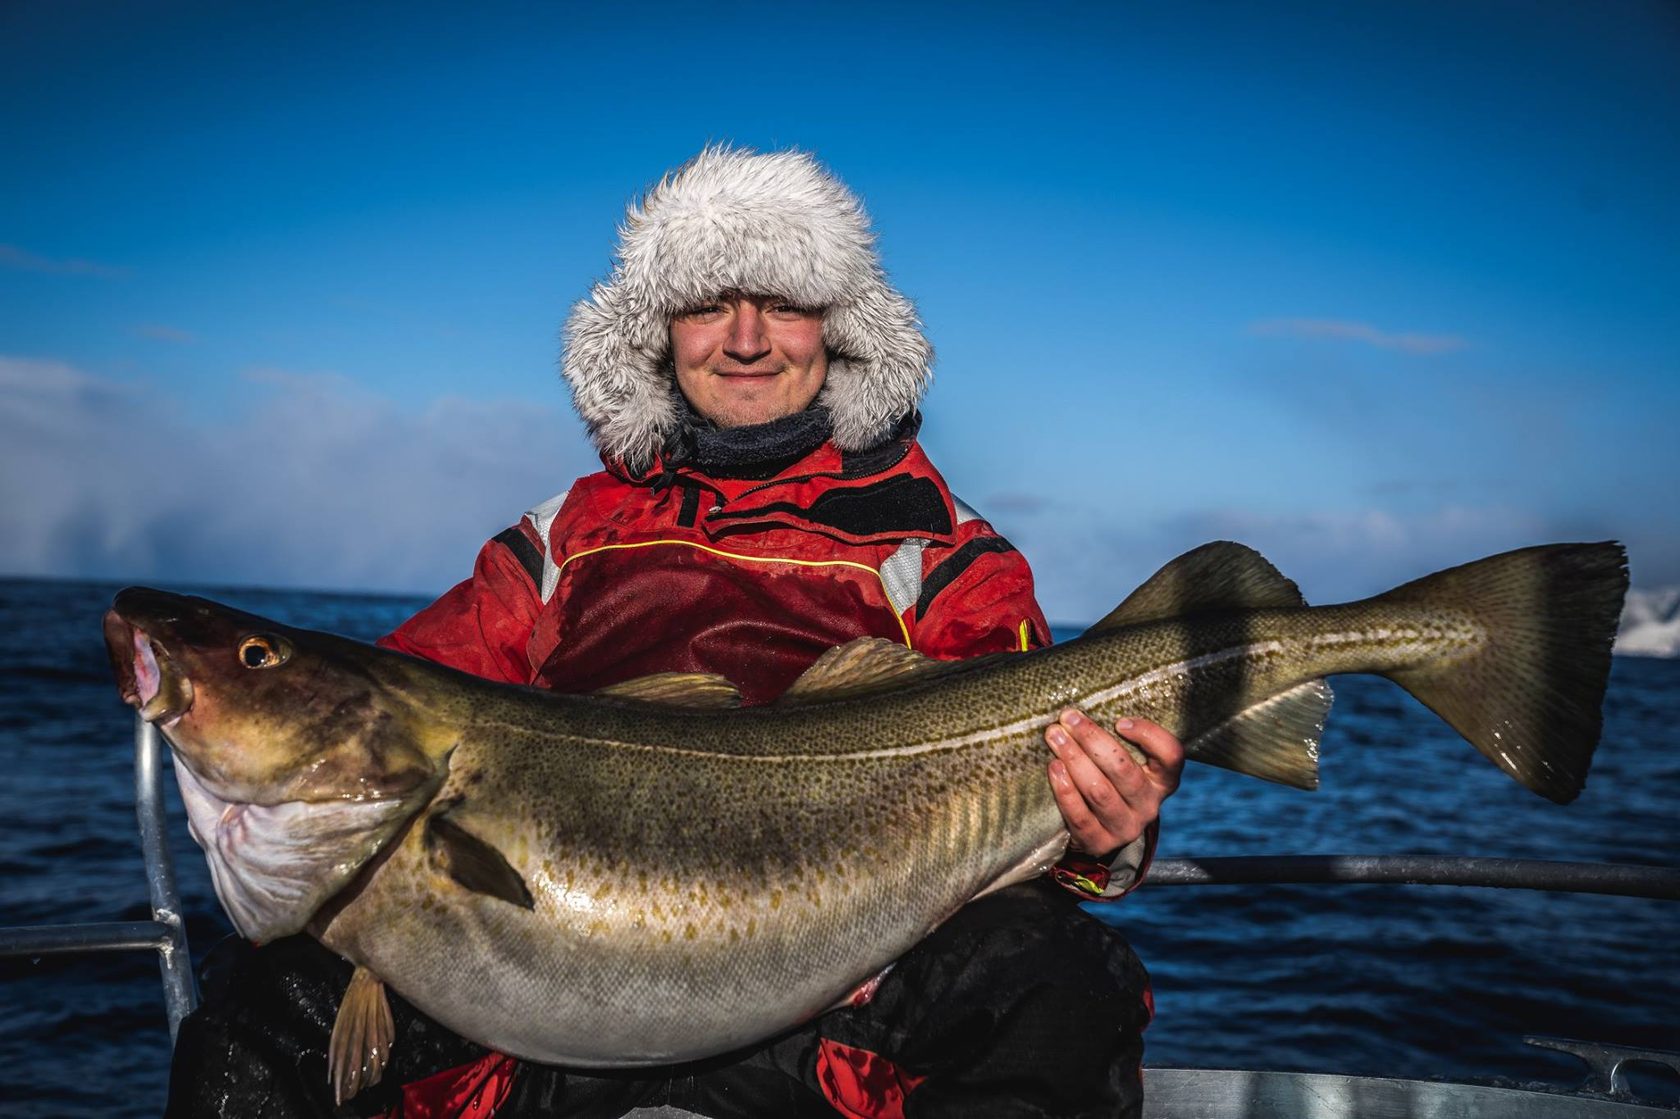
[{"xmin": 103, "ymin": 541, "xmax": 1626, "ymax": 1095}]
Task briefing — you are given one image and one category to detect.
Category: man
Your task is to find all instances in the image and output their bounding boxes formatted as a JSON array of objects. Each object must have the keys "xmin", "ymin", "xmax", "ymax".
[{"xmin": 167, "ymin": 147, "xmax": 1182, "ymax": 1119}]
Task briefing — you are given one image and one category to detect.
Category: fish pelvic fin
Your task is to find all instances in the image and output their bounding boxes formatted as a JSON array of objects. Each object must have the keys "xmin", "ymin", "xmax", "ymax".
[
  {"xmin": 329, "ymin": 964, "xmax": 393, "ymax": 1105},
  {"xmin": 424, "ymin": 802, "xmax": 536, "ymax": 910},
  {"xmin": 1186, "ymin": 679, "xmax": 1330, "ymax": 790},
  {"xmin": 1374, "ymin": 542, "xmax": 1628, "ymax": 804},
  {"xmin": 1090, "ymin": 541, "xmax": 1306, "ymax": 634},
  {"xmin": 594, "ymin": 671, "xmax": 741, "ymax": 708}
]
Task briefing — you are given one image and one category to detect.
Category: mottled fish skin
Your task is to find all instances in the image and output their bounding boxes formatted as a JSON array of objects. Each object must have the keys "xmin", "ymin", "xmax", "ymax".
[
  {"xmin": 307, "ymin": 604, "xmax": 1471, "ymax": 1062},
  {"xmin": 103, "ymin": 541, "xmax": 1627, "ymax": 1066}
]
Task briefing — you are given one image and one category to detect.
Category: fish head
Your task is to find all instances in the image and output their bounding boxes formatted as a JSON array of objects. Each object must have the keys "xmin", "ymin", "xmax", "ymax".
[{"xmin": 104, "ymin": 587, "xmax": 455, "ymax": 940}]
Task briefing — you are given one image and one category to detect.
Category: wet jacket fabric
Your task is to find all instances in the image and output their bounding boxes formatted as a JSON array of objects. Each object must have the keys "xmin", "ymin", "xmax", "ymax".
[{"xmin": 378, "ymin": 433, "xmax": 1051, "ymax": 706}]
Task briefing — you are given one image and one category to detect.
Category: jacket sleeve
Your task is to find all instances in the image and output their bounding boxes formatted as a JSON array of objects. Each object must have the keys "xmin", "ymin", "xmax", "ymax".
[
  {"xmin": 911, "ymin": 518, "xmax": 1156, "ymax": 901},
  {"xmin": 376, "ymin": 524, "xmax": 545, "ymax": 685},
  {"xmin": 910, "ymin": 520, "xmax": 1052, "ymax": 659}
]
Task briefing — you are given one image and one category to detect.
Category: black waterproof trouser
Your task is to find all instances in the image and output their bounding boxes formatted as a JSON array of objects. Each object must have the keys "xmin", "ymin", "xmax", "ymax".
[{"xmin": 166, "ymin": 880, "xmax": 1151, "ymax": 1119}]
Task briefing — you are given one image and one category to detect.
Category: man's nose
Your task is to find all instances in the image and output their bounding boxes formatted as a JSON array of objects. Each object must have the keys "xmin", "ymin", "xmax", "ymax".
[{"xmin": 723, "ymin": 302, "xmax": 771, "ymax": 364}]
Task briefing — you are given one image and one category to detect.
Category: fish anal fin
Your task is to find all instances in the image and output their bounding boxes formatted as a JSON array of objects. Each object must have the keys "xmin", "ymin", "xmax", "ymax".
[
  {"xmin": 329, "ymin": 964, "xmax": 394, "ymax": 1105},
  {"xmin": 1185, "ymin": 679, "xmax": 1330, "ymax": 790},
  {"xmin": 778, "ymin": 637, "xmax": 984, "ymax": 705},
  {"xmin": 594, "ymin": 672, "xmax": 740, "ymax": 709},
  {"xmin": 425, "ymin": 805, "xmax": 535, "ymax": 911},
  {"xmin": 1090, "ymin": 542, "xmax": 1306, "ymax": 635}
]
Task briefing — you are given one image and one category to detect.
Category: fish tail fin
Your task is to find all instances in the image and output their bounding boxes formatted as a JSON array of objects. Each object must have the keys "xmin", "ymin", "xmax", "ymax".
[{"xmin": 1372, "ymin": 542, "xmax": 1627, "ymax": 803}]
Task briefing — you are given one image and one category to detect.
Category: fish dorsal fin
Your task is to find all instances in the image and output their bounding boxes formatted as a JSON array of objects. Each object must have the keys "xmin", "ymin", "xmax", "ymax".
[
  {"xmin": 1089, "ymin": 542, "xmax": 1306, "ymax": 634},
  {"xmin": 1185, "ymin": 679, "xmax": 1331, "ymax": 789},
  {"xmin": 593, "ymin": 672, "xmax": 741, "ymax": 709},
  {"xmin": 424, "ymin": 802, "xmax": 535, "ymax": 911},
  {"xmin": 329, "ymin": 965, "xmax": 393, "ymax": 1105},
  {"xmin": 779, "ymin": 637, "xmax": 978, "ymax": 705}
]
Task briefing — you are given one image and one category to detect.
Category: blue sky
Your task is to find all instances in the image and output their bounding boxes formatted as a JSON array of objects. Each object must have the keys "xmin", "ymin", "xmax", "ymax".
[{"xmin": 3, "ymin": 1, "xmax": 1676, "ymax": 622}]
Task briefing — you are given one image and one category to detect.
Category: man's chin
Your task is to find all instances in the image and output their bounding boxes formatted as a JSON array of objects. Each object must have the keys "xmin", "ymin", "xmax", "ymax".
[{"xmin": 696, "ymin": 395, "xmax": 798, "ymax": 429}]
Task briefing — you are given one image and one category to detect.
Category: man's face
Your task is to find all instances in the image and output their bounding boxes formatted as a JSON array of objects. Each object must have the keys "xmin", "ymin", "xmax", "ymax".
[{"xmin": 671, "ymin": 293, "xmax": 828, "ymax": 428}]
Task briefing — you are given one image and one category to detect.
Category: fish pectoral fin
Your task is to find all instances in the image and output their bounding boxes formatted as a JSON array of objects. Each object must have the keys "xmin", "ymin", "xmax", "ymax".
[
  {"xmin": 424, "ymin": 805, "xmax": 536, "ymax": 910},
  {"xmin": 329, "ymin": 965, "xmax": 394, "ymax": 1106},
  {"xmin": 1185, "ymin": 680, "xmax": 1330, "ymax": 789},
  {"xmin": 594, "ymin": 672, "xmax": 741, "ymax": 709},
  {"xmin": 1089, "ymin": 542, "xmax": 1307, "ymax": 634},
  {"xmin": 778, "ymin": 637, "xmax": 991, "ymax": 705}
]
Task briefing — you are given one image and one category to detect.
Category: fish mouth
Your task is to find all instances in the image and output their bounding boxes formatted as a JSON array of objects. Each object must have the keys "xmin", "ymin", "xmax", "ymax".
[{"xmin": 102, "ymin": 609, "xmax": 194, "ymax": 726}]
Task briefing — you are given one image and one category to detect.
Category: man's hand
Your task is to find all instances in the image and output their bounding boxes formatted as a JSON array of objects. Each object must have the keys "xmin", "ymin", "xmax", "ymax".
[{"xmin": 1045, "ymin": 710, "xmax": 1185, "ymax": 856}]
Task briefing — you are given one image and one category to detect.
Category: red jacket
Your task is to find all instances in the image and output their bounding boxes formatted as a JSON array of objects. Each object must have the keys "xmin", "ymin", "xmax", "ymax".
[
  {"xmin": 381, "ymin": 434, "xmax": 1049, "ymax": 700},
  {"xmin": 379, "ymin": 431, "xmax": 1151, "ymax": 898}
]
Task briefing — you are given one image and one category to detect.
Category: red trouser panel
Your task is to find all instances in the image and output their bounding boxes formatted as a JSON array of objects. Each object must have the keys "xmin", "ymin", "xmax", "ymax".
[
  {"xmin": 390, "ymin": 1052, "xmax": 517, "ymax": 1119},
  {"xmin": 816, "ymin": 1038, "xmax": 928, "ymax": 1119}
]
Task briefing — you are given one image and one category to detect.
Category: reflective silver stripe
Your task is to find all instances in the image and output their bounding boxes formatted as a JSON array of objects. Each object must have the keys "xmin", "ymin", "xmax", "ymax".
[
  {"xmin": 878, "ymin": 538, "xmax": 926, "ymax": 618},
  {"xmin": 880, "ymin": 498, "xmax": 983, "ymax": 619},
  {"xmin": 522, "ymin": 490, "xmax": 569, "ymax": 604}
]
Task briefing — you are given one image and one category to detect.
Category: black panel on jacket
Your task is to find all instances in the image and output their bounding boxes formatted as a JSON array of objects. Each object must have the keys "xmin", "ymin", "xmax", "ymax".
[
  {"xmin": 917, "ymin": 537, "xmax": 1017, "ymax": 615},
  {"xmin": 709, "ymin": 473, "xmax": 953, "ymax": 539},
  {"xmin": 492, "ymin": 526, "xmax": 544, "ymax": 589},
  {"xmin": 676, "ymin": 482, "xmax": 701, "ymax": 528}
]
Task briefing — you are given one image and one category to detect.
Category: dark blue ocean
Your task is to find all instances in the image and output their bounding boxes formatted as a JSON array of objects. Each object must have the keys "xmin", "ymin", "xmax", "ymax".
[{"xmin": 2, "ymin": 577, "xmax": 1676, "ymax": 1117}]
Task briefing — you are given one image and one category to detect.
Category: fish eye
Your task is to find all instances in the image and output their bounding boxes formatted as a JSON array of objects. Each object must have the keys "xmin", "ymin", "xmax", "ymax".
[{"xmin": 238, "ymin": 634, "xmax": 291, "ymax": 669}]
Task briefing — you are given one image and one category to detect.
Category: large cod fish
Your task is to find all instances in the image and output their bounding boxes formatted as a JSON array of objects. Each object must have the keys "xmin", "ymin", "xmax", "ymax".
[{"xmin": 105, "ymin": 541, "xmax": 1625, "ymax": 1099}]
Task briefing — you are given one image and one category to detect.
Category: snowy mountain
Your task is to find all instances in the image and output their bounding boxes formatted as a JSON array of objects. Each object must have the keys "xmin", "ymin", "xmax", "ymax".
[{"xmin": 1614, "ymin": 586, "xmax": 1680, "ymax": 658}]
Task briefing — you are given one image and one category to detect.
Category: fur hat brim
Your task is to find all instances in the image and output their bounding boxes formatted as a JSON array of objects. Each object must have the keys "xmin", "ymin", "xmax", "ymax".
[{"xmin": 562, "ymin": 146, "xmax": 933, "ymax": 469}]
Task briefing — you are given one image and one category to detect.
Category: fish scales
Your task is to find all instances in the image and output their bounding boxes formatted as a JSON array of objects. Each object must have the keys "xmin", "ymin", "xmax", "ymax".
[
  {"xmin": 312, "ymin": 605, "xmax": 1520, "ymax": 1061},
  {"xmin": 102, "ymin": 540, "xmax": 1627, "ymax": 1076}
]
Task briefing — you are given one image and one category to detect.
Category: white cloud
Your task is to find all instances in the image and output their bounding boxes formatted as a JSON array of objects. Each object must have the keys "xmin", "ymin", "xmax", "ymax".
[
  {"xmin": 1248, "ymin": 318, "xmax": 1467, "ymax": 355},
  {"xmin": 0, "ymin": 355, "xmax": 596, "ymax": 594}
]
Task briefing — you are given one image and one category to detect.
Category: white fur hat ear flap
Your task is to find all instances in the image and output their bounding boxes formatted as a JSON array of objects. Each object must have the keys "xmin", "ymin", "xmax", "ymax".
[{"xmin": 562, "ymin": 146, "xmax": 934, "ymax": 469}]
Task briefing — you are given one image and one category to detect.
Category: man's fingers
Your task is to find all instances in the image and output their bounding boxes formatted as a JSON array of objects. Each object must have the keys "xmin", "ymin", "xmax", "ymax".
[
  {"xmin": 1047, "ymin": 758, "xmax": 1106, "ymax": 849},
  {"xmin": 1046, "ymin": 709, "xmax": 1187, "ymax": 854},
  {"xmin": 1047, "ymin": 718, "xmax": 1134, "ymax": 815},
  {"xmin": 1046, "ymin": 720, "xmax": 1138, "ymax": 853},
  {"xmin": 1115, "ymin": 716, "xmax": 1186, "ymax": 792},
  {"xmin": 1055, "ymin": 709, "xmax": 1148, "ymax": 802}
]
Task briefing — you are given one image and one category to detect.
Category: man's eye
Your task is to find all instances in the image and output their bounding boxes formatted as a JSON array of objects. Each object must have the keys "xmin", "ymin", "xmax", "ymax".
[
  {"xmin": 771, "ymin": 303, "xmax": 815, "ymax": 316},
  {"xmin": 681, "ymin": 304, "xmax": 723, "ymax": 318}
]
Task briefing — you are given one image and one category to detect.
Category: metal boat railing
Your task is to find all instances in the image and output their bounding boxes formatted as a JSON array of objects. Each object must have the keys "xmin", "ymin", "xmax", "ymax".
[
  {"xmin": 1145, "ymin": 852, "xmax": 1680, "ymax": 898},
  {"xmin": 2, "ymin": 713, "xmax": 1679, "ymax": 1053},
  {"xmin": 0, "ymin": 719, "xmax": 197, "ymax": 1039}
]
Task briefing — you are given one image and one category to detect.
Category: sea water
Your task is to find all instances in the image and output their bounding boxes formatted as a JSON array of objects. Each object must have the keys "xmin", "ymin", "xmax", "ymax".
[{"xmin": 1, "ymin": 578, "xmax": 1675, "ymax": 1116}]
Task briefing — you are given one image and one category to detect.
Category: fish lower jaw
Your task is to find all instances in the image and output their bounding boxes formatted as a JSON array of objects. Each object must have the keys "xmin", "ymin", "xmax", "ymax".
[
  {"xmin": 138, "ymin": 684, "xmax": 191, "ymax": 728},
  {"xmin": 127, "ymin": 627, "xmax": 193, "ymax": 725},
  {"xmin": 173, "ymin": 757, "xmax": 418, "ymax": 942}
]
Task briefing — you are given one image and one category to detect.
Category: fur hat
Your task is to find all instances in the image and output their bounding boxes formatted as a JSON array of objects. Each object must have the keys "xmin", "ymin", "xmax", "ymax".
[{"xmin": 562, "ymin": 146, "xmax": 934, "ymax": 469}]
